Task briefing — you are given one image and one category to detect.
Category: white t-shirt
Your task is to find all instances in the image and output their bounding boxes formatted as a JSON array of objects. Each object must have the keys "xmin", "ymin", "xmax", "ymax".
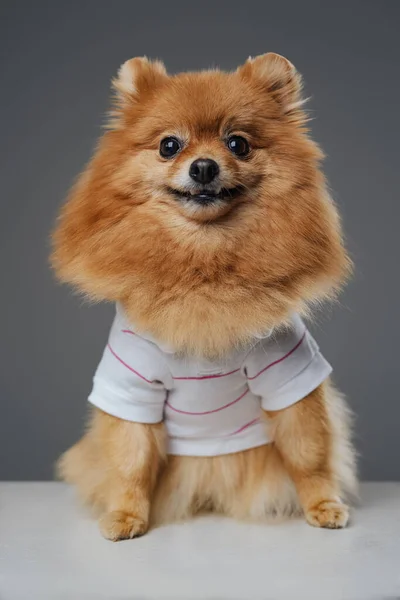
[{"xmin": 88, "ymin": 304, "xmax": 332, "ymax": 457}]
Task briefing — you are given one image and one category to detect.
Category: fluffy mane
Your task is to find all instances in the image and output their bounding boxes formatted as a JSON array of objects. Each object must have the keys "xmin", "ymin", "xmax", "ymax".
[{"xmin": 51, "ymin": 55, "xmax": 350, "ymax": 357}]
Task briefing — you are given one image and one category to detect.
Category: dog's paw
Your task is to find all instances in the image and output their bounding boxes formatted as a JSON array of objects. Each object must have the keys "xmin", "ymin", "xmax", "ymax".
[
  {"xmin": 305, "ymin": 500, "xmax": 349, "ymax": 529},
  {"xmin": 99, "ymin": 510, "xmax": 148, "ymax": 541}
]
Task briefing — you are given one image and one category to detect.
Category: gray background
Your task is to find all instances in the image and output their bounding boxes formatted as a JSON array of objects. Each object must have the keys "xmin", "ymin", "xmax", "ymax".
[{"xmin": 1, "ymin": 1, "xmax": 399, "ymax": 480}]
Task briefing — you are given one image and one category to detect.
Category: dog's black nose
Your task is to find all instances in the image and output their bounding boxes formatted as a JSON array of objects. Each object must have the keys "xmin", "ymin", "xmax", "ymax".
[{"xmin": 189, "ymin": 159, "xmax": 219, "ymax": 184}]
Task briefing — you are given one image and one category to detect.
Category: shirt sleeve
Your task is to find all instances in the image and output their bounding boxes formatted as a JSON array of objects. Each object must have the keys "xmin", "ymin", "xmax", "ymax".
[
  {"xmin": 243, "ymin": 314, "xmax": 332, "ymax": 412},
  {"xmin": 88, "ymin": 308, "xmax": 172, "ymax": 423}
]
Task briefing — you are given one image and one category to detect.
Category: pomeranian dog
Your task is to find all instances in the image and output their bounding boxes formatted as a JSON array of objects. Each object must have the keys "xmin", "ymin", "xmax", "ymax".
[{"xmin": 51, "ymin": 53, "xmax": 357, "ymax": 541}]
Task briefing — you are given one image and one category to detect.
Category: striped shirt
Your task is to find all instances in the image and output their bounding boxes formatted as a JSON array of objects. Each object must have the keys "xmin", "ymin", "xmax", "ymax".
[{"xmin": 88, "ymin": 304, "xmax": 332, "ymax": 456}]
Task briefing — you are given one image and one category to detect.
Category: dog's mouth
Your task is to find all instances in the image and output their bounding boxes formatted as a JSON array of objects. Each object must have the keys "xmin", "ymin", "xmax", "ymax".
[{"xmin": 167, "ymin": 186, "xmax": 244, "ymax": 205}]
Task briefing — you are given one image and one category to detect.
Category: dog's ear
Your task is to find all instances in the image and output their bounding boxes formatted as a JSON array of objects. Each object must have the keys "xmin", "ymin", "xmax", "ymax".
[
  {"xmin": 108, "ymin": 57, "xmax": 167, "ymax": 127},
  {"xmin": 238, "ymin": 53, "xmax": 305, "ymax": 117},
  {"xmin": 113, "ymin": 56, "xmax": 167, "ymax": 100}
]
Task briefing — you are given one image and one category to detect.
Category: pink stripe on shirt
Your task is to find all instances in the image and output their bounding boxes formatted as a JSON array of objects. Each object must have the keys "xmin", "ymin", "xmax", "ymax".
[
  {"xmin": 107, "ymin": 343, "xmax": 154, "ymax": 384},
  {"xmin": 173, "ymin": 368, "xmax": 240, "ymax": 381},
  {"xmin": 166, "ymin": 388, "xmax": 249, "ymax": 416},
  {"xmin": 229, "ymin": 417, "xmax": 260, "ymax": 436},
  {"xmin": 121, "ymin": 329, "xmax": 238, "ymax": 381},
  {"xmin": 247, "ymin": 331, "xmax": 307, "ymax": 380}
]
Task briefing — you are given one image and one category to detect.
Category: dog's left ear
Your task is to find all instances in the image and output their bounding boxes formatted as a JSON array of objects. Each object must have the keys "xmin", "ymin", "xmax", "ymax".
[
  {"xmin": 238, "ymin": 53, "xmax": 304, "ymax": 116},
  {"xmin": 108, "ymin": 57, "xmax": 168, "ymax": 128},
  {"xmin": 113, "ymin": 56, "xmax": 167, "ymax": 100}
]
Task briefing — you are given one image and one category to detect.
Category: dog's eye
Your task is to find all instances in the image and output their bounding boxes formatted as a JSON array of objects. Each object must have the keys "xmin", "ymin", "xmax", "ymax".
[
  {"xmin": 226, "ymin": 135, "xmax": 250, "ymax": 157},
  {"xmin": 160, "ymin": 137, "xmax": 182, "ymax": 158}
]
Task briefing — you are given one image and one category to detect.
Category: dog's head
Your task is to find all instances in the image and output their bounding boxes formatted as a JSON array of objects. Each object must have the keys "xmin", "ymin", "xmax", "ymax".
[{"xmin": 52, "ymin": 54, "xmax": 350, "ymax": 356}]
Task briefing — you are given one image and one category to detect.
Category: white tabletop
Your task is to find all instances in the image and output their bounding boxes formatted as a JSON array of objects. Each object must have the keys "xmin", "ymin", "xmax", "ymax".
[{"xmin": 0, "ymin": 482, "xmax": 399, "ymax": 600}]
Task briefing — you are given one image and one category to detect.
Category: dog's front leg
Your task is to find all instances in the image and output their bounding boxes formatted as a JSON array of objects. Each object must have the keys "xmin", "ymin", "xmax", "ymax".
[
  {"xmin": 264, "ymin": 382, "xmax": 350, "ymax": 528},
  {"xmin": 94, "ymin": 410, "xmax": 166, "ymax": 541}
]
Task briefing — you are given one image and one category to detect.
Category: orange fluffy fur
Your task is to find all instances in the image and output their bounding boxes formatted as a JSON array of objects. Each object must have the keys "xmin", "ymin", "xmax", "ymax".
[{"xmin": 52, "ymin": 53, "xmax": 357, "ymax": 540}]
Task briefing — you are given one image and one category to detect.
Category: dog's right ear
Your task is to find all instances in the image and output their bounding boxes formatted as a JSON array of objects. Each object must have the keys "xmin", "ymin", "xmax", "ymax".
[
  {"xmin": 238, "ymin": 53, "xmax": 306, "ymax": 123},
  {"xmin": 109, "ymin": 57, "xmax": 167, "ymax": 127}
]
